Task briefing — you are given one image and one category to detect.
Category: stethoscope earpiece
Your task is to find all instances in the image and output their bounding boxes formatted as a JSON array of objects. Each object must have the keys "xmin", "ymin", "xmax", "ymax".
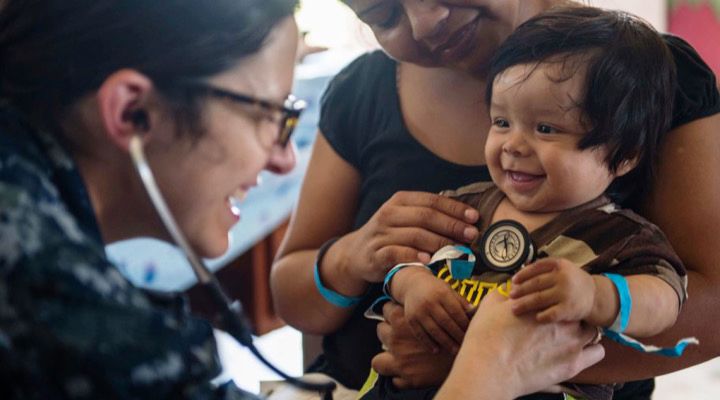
[{"xmin": 125, "ymin": 109, "xmax": 149, "ymax": 132}]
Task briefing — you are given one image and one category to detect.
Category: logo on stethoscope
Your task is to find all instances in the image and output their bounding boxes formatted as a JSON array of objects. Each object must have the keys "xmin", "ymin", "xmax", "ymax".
[{"xmin": 478, "ymin": 220, "xmax": 535, "ymax": 273}]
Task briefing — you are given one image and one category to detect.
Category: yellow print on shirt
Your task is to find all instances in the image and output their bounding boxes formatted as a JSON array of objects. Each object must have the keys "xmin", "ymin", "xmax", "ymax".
[{"xmin": 436, "ymin": 264, "xmax": 512, "ymax": 306}]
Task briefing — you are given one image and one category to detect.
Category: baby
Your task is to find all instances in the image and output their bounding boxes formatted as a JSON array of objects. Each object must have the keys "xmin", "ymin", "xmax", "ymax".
[{"xmin": 362, "ymin": 6, "xmax": 691, "ymax": 400}]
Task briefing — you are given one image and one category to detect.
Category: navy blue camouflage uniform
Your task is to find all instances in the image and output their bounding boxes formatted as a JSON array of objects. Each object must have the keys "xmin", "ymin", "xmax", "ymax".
[{"xmin": 0, "ymin": 104, "xmax": 259, "ymax": 399}]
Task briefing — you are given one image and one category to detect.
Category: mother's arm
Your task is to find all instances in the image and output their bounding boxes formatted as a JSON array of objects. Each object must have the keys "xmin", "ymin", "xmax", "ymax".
[
  {"xmin": 271, "ymin": 134, "xmax": 480, "ymax": 334},
  {"xmin": 578, "ymin": 112, "xmax": 720, "ymax": 381},
  {"xmin": 270, "ymin": 133, "xmax": 362, "ymax": 333}
]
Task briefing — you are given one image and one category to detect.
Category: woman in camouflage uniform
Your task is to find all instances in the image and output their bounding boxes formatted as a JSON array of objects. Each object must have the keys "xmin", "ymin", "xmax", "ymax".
[{"xmin": 0, "ymin": 1, "xmax": 298, "ymax": 398}]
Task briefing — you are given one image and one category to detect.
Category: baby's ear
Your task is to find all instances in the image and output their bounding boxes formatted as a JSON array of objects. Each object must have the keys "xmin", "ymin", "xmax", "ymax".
[{"xmin": 615, "ymin": 156, "xmax": 639, "ymax": 178}]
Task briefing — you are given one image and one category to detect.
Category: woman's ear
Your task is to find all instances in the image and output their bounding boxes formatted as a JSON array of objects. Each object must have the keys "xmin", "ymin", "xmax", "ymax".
[{"xmin": 96, "ymin": 69, "xmax": 154, "ymax": 151}]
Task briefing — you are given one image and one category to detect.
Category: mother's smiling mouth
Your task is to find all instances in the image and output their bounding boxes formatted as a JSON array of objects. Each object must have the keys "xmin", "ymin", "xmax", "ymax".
[{"xmin": 430, "ymin": 15, "xmax": 481, "ymax": 63}]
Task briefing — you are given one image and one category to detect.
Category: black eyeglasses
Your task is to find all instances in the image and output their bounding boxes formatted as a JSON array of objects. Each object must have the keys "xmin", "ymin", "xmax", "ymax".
[{"xmin": 184, "ymin": 83, "xmax": 306, "ymax": 148}]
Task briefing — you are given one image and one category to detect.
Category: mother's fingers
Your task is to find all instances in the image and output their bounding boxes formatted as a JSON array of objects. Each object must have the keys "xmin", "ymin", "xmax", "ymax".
[
  {"xmin": 371, "ymin": 351, "xmax": 400, "ymax": 377},
  {"xmin": 383, "ymin": 206, "xmax": 479, "ymax": 244},
  {"xmin": 376, "ymin": 321, "xmax": 393, "ymax": 350},
  {"xmin": 390, "ymin": 191, "xmax": 479, "ymax": 223},
  {"xmin": 374, "ymin": 228, "xmax": 454, "ymax": 258},
  {"xmin": 382, "ymin": 301, "xmax": 407, "ymax": 326},
  {"xmin": 408, "ymin": 319, "xmax": 441, "ymax": 353},
  {"xmin": 377, "ymin": 303, "xmax": 416, "ymax": 351}
]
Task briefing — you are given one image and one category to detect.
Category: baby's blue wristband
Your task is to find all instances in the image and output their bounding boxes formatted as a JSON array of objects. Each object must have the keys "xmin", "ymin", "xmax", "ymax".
[
  {"xmin": 382, "ymin": 263, "xmax": 430, "ymax": 302},
  {"xmin": 600, "ymin": 273, "xmax": 699, "ymax": 357},
  {"xmin": 603, "ymin": 273, "xmax": 631, "ymax": 332}
]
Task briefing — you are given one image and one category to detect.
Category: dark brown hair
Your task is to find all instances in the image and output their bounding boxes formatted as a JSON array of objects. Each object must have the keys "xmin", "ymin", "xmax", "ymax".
[
  {"xmin": 486, "ymin": 6, "xmax": 676, "ymax": 202},
  {"xmin": 0, "ymin": 0, "xmax": 298, "ymax": 136}
]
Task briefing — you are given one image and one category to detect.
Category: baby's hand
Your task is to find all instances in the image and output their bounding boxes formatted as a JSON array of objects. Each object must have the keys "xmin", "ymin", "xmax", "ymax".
[
  {"xmin": 509, "ymin": 258, "xmax": 596, "ymax": 323},
  {"xmin": 393, "ymin": 266, "xmax": 472, "ymax": 354}
]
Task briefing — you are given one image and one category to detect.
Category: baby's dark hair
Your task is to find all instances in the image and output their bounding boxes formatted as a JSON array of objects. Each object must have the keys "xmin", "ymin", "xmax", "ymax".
[{"xmin": 485, "ymin": 6, "xmax": 676, "ymax": 202}]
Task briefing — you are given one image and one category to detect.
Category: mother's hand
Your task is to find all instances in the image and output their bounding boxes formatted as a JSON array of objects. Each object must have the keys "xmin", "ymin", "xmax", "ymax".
[
  {"xmin": 372, "ymin": 301, "xmax": 455, "ymax": 389},
  {"xmin": 339, "ymin": 191, "xmax": 479, "ymax": 283}
]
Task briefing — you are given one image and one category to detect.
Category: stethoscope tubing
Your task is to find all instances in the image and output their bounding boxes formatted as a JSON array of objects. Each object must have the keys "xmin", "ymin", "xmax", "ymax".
[{"xmin": 129, "ymin": 135, "xmax": 336, "ymax": 399}]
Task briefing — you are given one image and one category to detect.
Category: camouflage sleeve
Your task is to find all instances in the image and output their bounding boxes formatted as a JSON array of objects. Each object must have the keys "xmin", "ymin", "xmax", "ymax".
[{"xmin": 0, "ymin": 181, "xmax": 261, "ymax": 399}]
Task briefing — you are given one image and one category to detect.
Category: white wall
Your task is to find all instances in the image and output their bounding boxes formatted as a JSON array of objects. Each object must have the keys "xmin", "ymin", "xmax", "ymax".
[
  {"xmin": 590, "ymin": 0, "xmax": 667, "ymax": 31},
  {"xmin": 297, "ymin": 0, "xmax": 378, "ymax": 51}
]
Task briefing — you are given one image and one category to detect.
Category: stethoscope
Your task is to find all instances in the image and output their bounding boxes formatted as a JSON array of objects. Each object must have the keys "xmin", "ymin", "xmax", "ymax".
[{"xmin": 128, "ymin": 135, "xmax": 336, "ymax": 399}]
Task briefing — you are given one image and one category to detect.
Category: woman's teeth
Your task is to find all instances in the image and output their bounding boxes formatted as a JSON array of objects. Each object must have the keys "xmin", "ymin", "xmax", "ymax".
[{"xmin": 228, "ymin": 190, "xmax": 247, "ymax": 215}]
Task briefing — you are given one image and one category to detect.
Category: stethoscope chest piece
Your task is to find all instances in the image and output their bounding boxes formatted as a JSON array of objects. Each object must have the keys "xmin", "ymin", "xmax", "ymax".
[{"xmin": 478, "ymin": 219, "xmax": 535, "ymax": 273}]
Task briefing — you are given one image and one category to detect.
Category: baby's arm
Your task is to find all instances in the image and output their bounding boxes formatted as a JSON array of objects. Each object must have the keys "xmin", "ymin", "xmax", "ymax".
[
  {"xmin": 509, "ymin": 258, "xmax": 679, "ymax": 337},
  {"xmin": 389, "ymin": 265, "xmax": 473, "ymax": 353}
]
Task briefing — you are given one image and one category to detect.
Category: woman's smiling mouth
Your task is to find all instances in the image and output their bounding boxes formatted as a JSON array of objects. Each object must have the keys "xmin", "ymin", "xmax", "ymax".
[{"xmin": 432, "ymin": 15, "xmax": 482, "ymax": 64}]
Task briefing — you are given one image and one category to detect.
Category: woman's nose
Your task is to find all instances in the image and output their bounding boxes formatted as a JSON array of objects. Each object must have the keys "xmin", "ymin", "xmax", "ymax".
[
  {"xmin": 266, "ymin": 141, "xmax": 297, "ymax": 174},
  {"xmin": 403, "ymin": 0, "xmax": 450, "ymax": 42}
]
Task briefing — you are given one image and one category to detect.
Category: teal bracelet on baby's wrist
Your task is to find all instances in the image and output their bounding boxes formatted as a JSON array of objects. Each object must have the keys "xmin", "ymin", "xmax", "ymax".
[
  {"xmin": 313, "ymin": 237, "xmax": 363, "ymax": 308},
  {"xmin": 600, "ymin": 272, "xmax": 699, "ymax": 357},
  {"xmin": 382, "ymin": 263, "xmax": 431, "ymax": 303},
  {"xmin": 603, "ymin": 273, "xmax": 631, "ymax": 332}
]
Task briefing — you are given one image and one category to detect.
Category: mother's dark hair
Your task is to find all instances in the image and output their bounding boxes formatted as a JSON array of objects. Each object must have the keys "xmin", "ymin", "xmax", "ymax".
[
  {"xmin": 485, "ymin": 6, "xmax": 676, "ymax": 202},
  {"xmin": 0, "ymin": 0, "xmax": 297, "ymax": 134}
]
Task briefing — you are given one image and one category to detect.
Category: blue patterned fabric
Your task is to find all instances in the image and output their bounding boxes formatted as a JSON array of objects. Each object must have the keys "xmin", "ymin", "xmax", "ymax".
[{"xmin": 0, "ymin": 104, "xmax": 259, "ymax": 399}]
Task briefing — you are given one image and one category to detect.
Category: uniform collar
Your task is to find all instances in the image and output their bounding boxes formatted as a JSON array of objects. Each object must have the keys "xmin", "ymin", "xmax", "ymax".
[{"xmin": 0, "ymin": 104, "xmax": 104, "ymax": 249}]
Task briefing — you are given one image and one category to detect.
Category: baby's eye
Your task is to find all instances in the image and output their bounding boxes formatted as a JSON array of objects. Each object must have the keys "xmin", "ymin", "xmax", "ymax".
[
  {"xmin": 536, "ymin": 124, "xmax": 557, "ymax": 134},
  {"xmin": 493, "ymin": 118, "xmax": 509, "ymax": 128}
]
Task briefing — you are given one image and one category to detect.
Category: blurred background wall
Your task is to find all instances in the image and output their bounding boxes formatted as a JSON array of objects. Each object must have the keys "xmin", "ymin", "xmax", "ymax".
[{"xmin": 297, "ymin": 0, "xmax": 720, "ymax": 77}]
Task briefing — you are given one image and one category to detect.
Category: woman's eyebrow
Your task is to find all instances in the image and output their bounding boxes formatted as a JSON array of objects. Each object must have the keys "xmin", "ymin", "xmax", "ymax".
[{"xmin": 357, "ymin": 1, "xmax": 386, "ymax": 19}]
